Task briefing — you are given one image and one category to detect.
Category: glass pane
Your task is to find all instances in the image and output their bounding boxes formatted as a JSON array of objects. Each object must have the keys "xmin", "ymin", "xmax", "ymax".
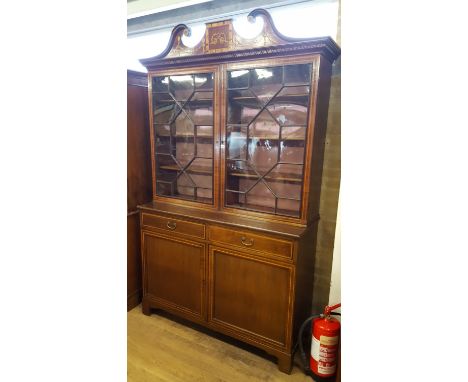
[
  {"xmin": 250, "ymin": 67, "xmax": 283, "ymax": 104},
  {"xmin": 196, "ymin": 138, "xmax": 213, "ymax": 159},
  {"xmin": 277, "ymin": 85, "xmax": 310, "ymax": 99},
  {"xmin": 282, "ymin": 125, "xmax": 306, "ymax": 140},
  {"xmin": 174, "ymin": 112, "xmax": 195, "ymax": 137},
  {"xmin": 267, "ymin": 101, "xmax": 308, "ymax": 126},
  {"xmin": 244, "ymin": 181, "xmax": 276, "ymax": 213},
  {"xmin": 195, "ymin": 73, "xmax": 214, "ymax": 91},
  {"xmin": 156, "ymin": 180, "xmax": 174, "ymax": 197},
  {"xmin": 284, "ymin": 64, "xmax": 312, "ymax": 85},
  {"xmin": 175, "ymin": 136, "xmax": 195, "ymax": 168},
  {"xmin": 153, "ymin": 95, "xmax": 180, "ymax": 124},
  {"xmin": 226, "ymin": 160, "xmax": 257, "ymax": 192},
  {"xmin": 271, "ymin": 163, "xmax": 303, "ymax": 177},
  {"xmin": 280, "ymin": 140, "xmax": 305, "ymax": 163},
  {"xmin": 153, "ymin": 72, "xmax": 214, "ymax": 204},
  {"xmin": 268, "ymin": 164, "xmax": 304, "ymax": 198},
  {"xmin": 277, "ymin": 198, "xmax": 300, "ymax": 217},
  {"xmin": 156, "ymin": 153, "xmax": 178, "ymax": 171},
  {"xmin": 225, "ymin": 63, "xmax": 312, "ymax": 217},
  {"xmin": 155, "ymin": 135, "xmax": 171, "ymax": 154},
  {"xmin": 249, "ymin": 110, "xmax": 280, "ymax": 139},
  {"xmin": 185, "ymin": 92, "xmax": 213, "ymax": 125},
  {"xmin": 197, "ymin": 125, "xmax": 213, "ymax": 138},
  {"xmin": 227, "ymin": 89, "xmax": 262, "ymax": 125},
  {"xmin": 176, "ymin": 172, "xmax": 195, "ymax": 200},
  {"xmin": 246, "ymin": 138, "xmax": 278, "ymax": 176},
  {"xmin": 187, "ymin": 158, "xmax": 213, "ymax": 177},
  {"xmin": 153, "ymin": 76, "xmax": 169, "ymax": 92},
  {"xmin": 228, "ymin": 70, "xmax": 249, "ymax": 89},
  {"xmin": 169, "ymin": 75, "xmax": 194, "ymax": 102},
  {"xmin": 226, "ymin": 125, "xmax": 247, "ymax": 160}
]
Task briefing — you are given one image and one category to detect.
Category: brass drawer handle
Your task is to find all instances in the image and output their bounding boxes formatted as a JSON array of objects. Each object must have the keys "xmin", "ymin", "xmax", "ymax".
[
  {"xmin": 240, "ymin": 236, "xmax": 254, "ymax": 247},
  {"xmin": 166, "ymin": 221, "xmax": 177, "ymax": 230}
]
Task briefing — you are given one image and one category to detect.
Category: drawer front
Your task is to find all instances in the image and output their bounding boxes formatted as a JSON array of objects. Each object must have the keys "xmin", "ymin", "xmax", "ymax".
[
  {"xmin": 208, "ymin": 225, "xmax": 293, "ymax": 259},
  {"xmin": 141, "ymin": 213, "xmax": 205, "ymax": 239}
]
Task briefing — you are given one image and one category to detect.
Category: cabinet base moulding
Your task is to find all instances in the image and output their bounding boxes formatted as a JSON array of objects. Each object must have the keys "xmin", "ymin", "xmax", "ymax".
[{"xmin": 141, "ymin": 298, "xmax": 295, "ymax": 374}]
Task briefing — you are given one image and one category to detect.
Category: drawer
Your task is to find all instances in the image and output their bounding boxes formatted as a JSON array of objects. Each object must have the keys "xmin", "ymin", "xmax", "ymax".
[
  {"xmin": 208, "ymin": 226, "xmax": 293, "ymax": 259},
  {"xmin": 141, "ymin": 213, "xmax": 205, "ymax": 239}
]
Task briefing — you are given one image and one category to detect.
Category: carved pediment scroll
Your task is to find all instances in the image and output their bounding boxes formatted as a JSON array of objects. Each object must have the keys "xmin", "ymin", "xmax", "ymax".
[{"xmin": 140, "ymin": 8, "xmax": 340, "ymax": 70}]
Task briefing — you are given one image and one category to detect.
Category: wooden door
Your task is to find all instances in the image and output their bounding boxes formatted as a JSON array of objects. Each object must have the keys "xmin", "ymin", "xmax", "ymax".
[
  {"xmin": 142, "ymin": 231, "xmax": 206, "ymax": 321},
  {"xmin": 208, "ymin": 246, "xmax": 294, "ymax": 349}
]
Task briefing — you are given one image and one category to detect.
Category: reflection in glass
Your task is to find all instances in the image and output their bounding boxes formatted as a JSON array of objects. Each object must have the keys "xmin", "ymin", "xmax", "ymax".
[
  {"xmin": 225, "ymin": 63, "xmax": 312, "ymax": 217},
  {"xmin": 226, "ymin": 125, "xmax": 247, "ymax": 160},
  {"xmin": 169, "ymin": 75, "xmax": 194, "ymax": 101},
  {"xmin": 152, "ymin": 73, "xmax": 214, "ymax": 204}
]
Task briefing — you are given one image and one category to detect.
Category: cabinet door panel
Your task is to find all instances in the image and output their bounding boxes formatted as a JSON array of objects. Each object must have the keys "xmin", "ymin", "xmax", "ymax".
[
  {"xmin": 209, "ymin": 247, "xmax": 293, "ymax": 347},
  {"xmin": 225, "ymin": 63, "xmax": 313, "ymax": 218},
  {"xmin": 152, "ymin": 71, "xmax": 215, "ymax": 205},
  {"xmin": 143, "ymin": 232, "xmax": 205, "ymax": 318}
]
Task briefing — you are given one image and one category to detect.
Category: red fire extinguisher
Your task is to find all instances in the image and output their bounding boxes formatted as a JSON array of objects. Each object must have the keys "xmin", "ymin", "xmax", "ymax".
[{"xmin": 298, "ymin": 303, "xmax": 341, "ymax": 381}]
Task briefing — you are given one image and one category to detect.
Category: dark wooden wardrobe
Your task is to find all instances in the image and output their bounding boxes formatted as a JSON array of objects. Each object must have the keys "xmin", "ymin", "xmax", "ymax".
[{"xmin": 127, "ymin": 70, "xmax": 152, "ymax": 311}]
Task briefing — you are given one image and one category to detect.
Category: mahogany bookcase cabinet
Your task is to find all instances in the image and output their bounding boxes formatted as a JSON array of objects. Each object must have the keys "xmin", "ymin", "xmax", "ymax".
[{"xmin": 137, "ymin": 9, "xmax": 340, "ymax": 373}]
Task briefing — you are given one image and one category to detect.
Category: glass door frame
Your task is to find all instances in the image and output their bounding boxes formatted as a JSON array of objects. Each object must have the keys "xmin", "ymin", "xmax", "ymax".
[
  {"xmin": 148, "ymin": 65, "xmax": 222, "ymax": 210},
  {"xmin": 220, "ymin": 54, "xmax": 321, "ymax": 224}
]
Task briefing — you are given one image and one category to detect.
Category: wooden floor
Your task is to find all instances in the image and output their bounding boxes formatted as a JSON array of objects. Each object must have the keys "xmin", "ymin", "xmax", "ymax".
[{"xmin": 128, "ymin": 305, "xmax": 311, "ymax": 381}]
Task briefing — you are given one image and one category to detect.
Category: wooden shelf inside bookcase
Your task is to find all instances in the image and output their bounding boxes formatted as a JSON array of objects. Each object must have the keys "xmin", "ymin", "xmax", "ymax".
[
  {"xmin": 230, "ymin": 94, "xmax": 309, "ymax": 101},
  {"xmin": 155, "ymin": 94, "xmax": 308, "ymax": 104},
  {"xmin": 159, "ymin": 165, "xmax": 301, "ymax": 183},
  {"xmin": 228, "ymin": 135, "xmax": 306, "ymax": 141},
  {"xmin": 155, "ymin": 99, "xmax": 213, "ymax": 104},
  {"xmin": 229, "ymin": 171, "xmax": 302, "ymax": 183},
  {"xmin": 155, "ymin": 132, "xmax": 214, "ymax": 138},
  {"xmin": 156, "ymin": 133, "xmax": 305, "ymax": 141},
  {"xmin": 159, "ymin": 165, "xmax": 212, "ymax": 175},
  {"xmin": 227, "ymin": 202, "xmax": 299, "ymax": 217}
]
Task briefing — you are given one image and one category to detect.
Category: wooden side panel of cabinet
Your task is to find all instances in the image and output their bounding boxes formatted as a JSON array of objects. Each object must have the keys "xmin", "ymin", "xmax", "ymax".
[
  {"xmin": 127, "ymin": 71, "xmax": 152, "ymax": 213},
  {"xmin": 142, "ymin": 232, "xmax": 206, "ymax": 321},
  {"xmin": 292, "ymin": 221, "xmax": 318, "ymax": 343},
  {"xmin": 306, "ymin": 56, "xmax": 333, "ymax": 222},
  {"xmin": 127, "ymin": 70, "xmax": 152, "ymax": 310},
  {"xmin": 208, "ymin": 246, "xmax": 294, "ymax": 349},
  {"xmin": 127, "ymin": 213, "xmax": 142, "ymax": 310}
]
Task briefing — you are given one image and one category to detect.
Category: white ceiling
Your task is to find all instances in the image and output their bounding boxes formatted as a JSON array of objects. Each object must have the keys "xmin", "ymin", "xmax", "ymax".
[{"xmin": 127, "ymin": 0, "xmax": 213, "ymax": 19}]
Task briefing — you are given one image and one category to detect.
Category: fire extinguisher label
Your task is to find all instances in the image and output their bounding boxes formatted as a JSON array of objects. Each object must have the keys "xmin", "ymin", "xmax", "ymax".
[
  {"xmin": 320, "ymin": 335, "xmax": 339, "ymax": 346},
  {"xmin": 318, "ymin": 363, "xmax": 336, "ymax": 375},
  {"xmin": 311, "ymin": 335, "xmax": 338, "ymax": 376},
  {"xmin": 311, "ymin": 336, "xmax": 321, "ymax": 361}
]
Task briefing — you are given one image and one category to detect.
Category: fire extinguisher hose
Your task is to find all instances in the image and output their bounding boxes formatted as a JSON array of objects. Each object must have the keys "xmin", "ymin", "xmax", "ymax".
[{"xmin": 297, "ymin": 314, "xmax": 320, "ymax": 374}]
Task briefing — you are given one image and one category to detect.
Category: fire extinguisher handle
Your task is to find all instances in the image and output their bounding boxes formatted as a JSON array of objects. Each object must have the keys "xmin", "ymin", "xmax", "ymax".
[{"xmin": 325, "ymin": 303, "xmax": 341, "ymax": 316}]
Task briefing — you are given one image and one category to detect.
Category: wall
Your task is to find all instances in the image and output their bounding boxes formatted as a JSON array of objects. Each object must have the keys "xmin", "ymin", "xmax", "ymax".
[
  {"xmin": 328, "ymin": 195, "xmax": 341, "ymax": 308},
  {"xmin": 128, "ymin": 0, "xmax": 213, "ymax": 19},
  {"xmin": 312, "ymin": 0, "xmax": 341, "ymax": 314}
]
